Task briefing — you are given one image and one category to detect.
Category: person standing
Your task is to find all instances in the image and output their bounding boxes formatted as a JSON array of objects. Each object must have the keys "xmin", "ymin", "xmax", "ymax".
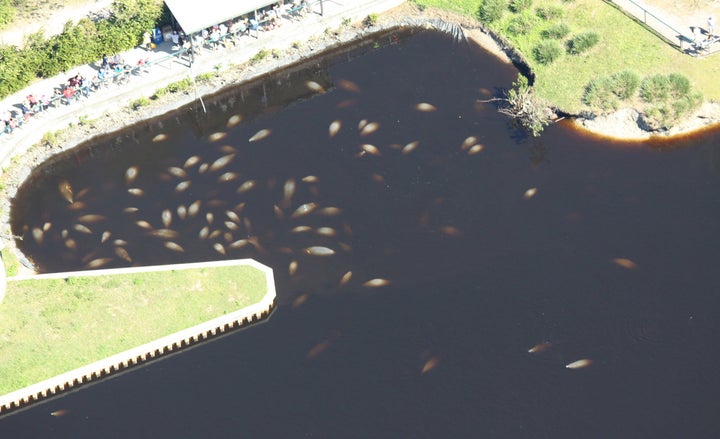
[
  {"xmin": 142, "ymin": 31, "xmax": 152, "ymax": 50},
  {"xmin": 708, "ymin": 16, "xmax": 715, "ymax": 38}
]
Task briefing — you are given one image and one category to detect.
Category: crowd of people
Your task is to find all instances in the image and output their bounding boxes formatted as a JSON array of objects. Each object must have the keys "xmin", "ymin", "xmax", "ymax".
[
  {"xmin": 183, "ymin": 0, "xmax": 311, "ymax": 54},
  {"xmin": 0, "ymin": 52, "xmax": 151, "ymax": 139},
  {"xmin": 1, "ymin": 0, "xmax": 313, "ymax": 140}
]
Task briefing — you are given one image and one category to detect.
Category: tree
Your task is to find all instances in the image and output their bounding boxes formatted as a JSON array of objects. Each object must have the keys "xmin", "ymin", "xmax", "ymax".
[{"xmin": 482, "ymin": 75, "xmax": 554, "ymax": 137}]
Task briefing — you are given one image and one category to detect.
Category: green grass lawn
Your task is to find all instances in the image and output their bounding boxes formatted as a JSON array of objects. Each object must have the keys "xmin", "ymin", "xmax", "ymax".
[
  {"xmin": 414, "ymin": 0, "xmax": 720, "ymax": 113},
  {"xmin": 0, "ymin": 264, "xmax": 268, "ymax": 395}
]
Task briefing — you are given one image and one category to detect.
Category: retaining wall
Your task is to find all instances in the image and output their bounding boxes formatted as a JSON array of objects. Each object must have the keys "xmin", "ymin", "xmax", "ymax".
[{"xmin": 0, "ymin": 258, "xmax": 276, "ymax": 415}]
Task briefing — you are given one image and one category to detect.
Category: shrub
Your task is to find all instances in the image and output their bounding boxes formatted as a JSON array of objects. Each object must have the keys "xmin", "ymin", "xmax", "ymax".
[
  {"xmin": 478, "ymin": 0, "xmax": 507, "ymax": 23},
  {"xmin": 0, "ymin": 0, "xmax": 15, "ymax": 28},
  {"xmin": 640, "ymin": 74, "xmax": 670, "ymax": 103},
  {"xmin": 364, "ymin": 13, "xmax": 378, "ymax": 27},
  {"xmin": 41, "ymin": 131, "xmax": 59, "ymax": 147},
  {"xmin": 131, "ymin": 96, "xmax": 150, "ymax": 110},
  {"xmin": 250, "ymin": 49, "xmax": 269, "ymax": 64},
  {"xmin": 510, "ymin": 0, "xmax": 533, "ymax": 13},
  {"xmin": 541, "ymin": 22, "xmax": 570, "ymax": 39},
  {"xmin": 195, "ymin": 72, "xmax": 215, "ymax": 82},
  {"xmin": 536, "ymin": 5, "xmax": 564, "ymax": 20},
  {"xmin": 567, "ymin": 31, "xmax": 600, "ymax": 55},
  {"xmin": 152, "ymin": 88, "xmax": 167, "ymax": 99},
  {"xmin": 583, "ymin": 76, "xmax": 619, "ymax": 112},
  {"xmin": 610, "ymin": 70, "xmax": 640, "ymax": 100},
  {"xmin": 165, "ymin": 78, "xmax": 193, "ymax": 93},
  {"xmin": 639, "ymin": 73, "xmax": 702, "ymax": 130},
  {"xmin": 507, "ymin": 12, "xmax": 536, "ymax": 35},
  {"xmin": 667, "ymin": 73, "xmax": 691, "ymax": 95},
  {"xmin": 533, "ymin": 40, "xmax": 563, "ymax": 65}
]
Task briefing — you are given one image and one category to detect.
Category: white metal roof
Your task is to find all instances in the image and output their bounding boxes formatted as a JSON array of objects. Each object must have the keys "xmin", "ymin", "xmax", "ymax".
[{"xmin": 164, "ymin": 0, "xmax": 277, "ymax": 34}]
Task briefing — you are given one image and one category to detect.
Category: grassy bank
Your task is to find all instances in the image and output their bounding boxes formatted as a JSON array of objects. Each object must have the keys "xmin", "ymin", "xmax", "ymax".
[
  {"xmin": 414, "ymin": 0, "xmax": 720, "ymax": 113},
  {"xmin": 0, "ymin": 264, "xmax": 267, "ymax": 395}
]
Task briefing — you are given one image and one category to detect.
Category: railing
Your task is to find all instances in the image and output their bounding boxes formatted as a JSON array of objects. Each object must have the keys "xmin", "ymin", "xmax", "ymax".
[
  {"xmin": 0, "ymin": 46, "xmax": 193, "ymax": 139},
  {"xmin": 604, "ymin": 0, "xmax": 692, "ymax": 51}
]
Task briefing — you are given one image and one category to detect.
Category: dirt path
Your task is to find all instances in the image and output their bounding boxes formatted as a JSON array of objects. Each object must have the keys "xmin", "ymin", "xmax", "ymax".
[{"xmin": 0, "ymin": 0, "xmax": 113, "ymax": 47}]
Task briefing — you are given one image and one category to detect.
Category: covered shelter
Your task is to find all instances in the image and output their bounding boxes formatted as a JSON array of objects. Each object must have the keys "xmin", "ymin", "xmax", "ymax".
[{"xmin": 164, "ymin": 0, "xmax": 288, "ymax": 35}]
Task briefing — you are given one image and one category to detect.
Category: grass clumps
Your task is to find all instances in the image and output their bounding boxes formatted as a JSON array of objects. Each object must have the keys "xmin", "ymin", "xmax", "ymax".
[
  {"xmin": 510, "ymin": 0, "xmax": 533, "ymax": 13},
  {"xmin": 0, "ymin": 0, "xmax": 15, "ymax": 29},
  {"xmin": 364, "ymin": 13, "xmax": 379, "ymax": 27},
  {"xmin": 639, "ymin": 73, "xmax": 702, "ymax": 130},
  {"xmin": 478, "ymin": 0, "xmax": 508, "ymax": 23},
  {"xmin": 566, "ymin": 31, "xmax": 600, "ymax": 54},
  {"xmin": 152, "ymin": 78, "xmax": 193, "ymax": 99},
  {"xmin": 581, "ymin": 70, "xmax": 700, "ymax": 128},
  {"xmin": 131, "ymin": 96, "xmax": 150, "ymax": 110},
  {"xmin": 611, "ymin": 70, "xmax": 640, "ymax": 100},
  {"xmin": 533, "ymin": 40, "xmax": 563, "ymax": 64},
  {"xmin": 507, "ymin": 12, "xmax": 537, "ymax": 35},
  {"xmin": 536, "ymin": 5, "xmax": 564, "ymax": 20},
  {"xmin": 250, "ymin": 48, "xmax": 270, "ymax": 64},
  {"xmin": 583, "ymin": 76, "xmax": 619, "ymax": 112},
  {"xmin": 541, "ymin": 22, "xmax": 570, "ymax": 39},
  {"xmin": 582, "ymin": 70, "xmax": 640, "ymax": 112}
]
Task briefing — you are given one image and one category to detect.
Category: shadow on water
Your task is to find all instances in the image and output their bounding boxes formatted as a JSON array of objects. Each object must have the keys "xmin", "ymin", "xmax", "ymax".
[{"xmin": 4, "ymin": 28, "xmax": 720, "ymax": 437}]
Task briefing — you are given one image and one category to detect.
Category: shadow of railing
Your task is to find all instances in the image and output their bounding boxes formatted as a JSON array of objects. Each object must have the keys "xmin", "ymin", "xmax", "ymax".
[{"xmin": 603, "ymin": 0, "xmax": 696, "ymax": 54}]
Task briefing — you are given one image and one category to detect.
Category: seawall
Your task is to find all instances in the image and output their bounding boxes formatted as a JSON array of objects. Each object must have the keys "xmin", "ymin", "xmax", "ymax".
[{"xmin": 0, "ymin": 258, "xmax": 276, "ymax": 415}]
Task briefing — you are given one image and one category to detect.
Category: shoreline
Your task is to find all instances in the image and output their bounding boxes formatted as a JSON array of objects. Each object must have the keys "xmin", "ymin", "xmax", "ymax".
[
  {"xmin": 2, "ymin": 3, "xmax": 719, "ymax": 259},
  {"xmin": 0, "ymin": 259, "xmax": 276, "ymax": 415}
]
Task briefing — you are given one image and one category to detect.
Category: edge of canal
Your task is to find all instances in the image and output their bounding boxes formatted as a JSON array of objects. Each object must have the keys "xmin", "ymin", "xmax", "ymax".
[{"xmin": 0, "ymin": 258, "xmax": 276, "ymax": 416}]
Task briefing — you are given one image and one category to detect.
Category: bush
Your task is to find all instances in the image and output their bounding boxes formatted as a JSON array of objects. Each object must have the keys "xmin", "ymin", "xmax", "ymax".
[
  {"xmin": 639, "ymin": 73, "xmax": 702, "ymax": 130},
  {"xmin": 0, "ymin": 0, "xmax": 15, "ymax": 28},
  {"xmin": 195, "ymin": 72, "xmax": 216, "ymax": 82},
  {"xmin": 165, "ymin": 78, "xmax": 193, "ymax": 93},
  {"xmin": 567, "ymin": 31, "xmax": 600, "ymax": 55},
  {"xmin": 507, "ymin": 12, "xmax": 536, "ymax": 35},
  {"xmin": 640, "ymin": 74, "xmax": 670, "ymax": 103},
  {"xmin": 131, "ymin": 96, "xmax": 150, "ymax": 110},
  {"xmin": 363, "ymin": 13, "xmax": 378, "ymax": 27},
  {"xmin": 610, "ymin": 70, "xmax": 640, "ymax": 100},
  {"xmin": 250, "ymin": 49, "xmax": 270, "ymax": 64},
  {"xmin": 41, "ymin": 131, "xmax": 59, "ymax": 147},
  {"xmin": 533, "ymin": 40, "xmax": 563, "ymax": 65},
  {"xmin": 536, "ymin": 5, "xmax": 564, "ymax": 20},
  {"xmin": 667, "ymin": 73, "xmax": 691, "ymax": 95},
  {"xmin": 583, "ymin": 76, "xmax": 619, "ymax": 112},
  {"xmin": 541, "ymin": 22, "xmax": 570, "ymax": 39},
  {"xmin": 510, "ymin": 0, "xmax": 533, "ymax": 13},
  {"xmin": 478, "ymin": 0, "xmax": 507, "ymax": 23}
]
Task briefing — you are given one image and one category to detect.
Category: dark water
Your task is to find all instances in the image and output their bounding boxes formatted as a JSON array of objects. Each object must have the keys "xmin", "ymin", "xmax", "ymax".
[{"xmin": 4, "ymin": 29, "xmax": 720, "ymax": 437}]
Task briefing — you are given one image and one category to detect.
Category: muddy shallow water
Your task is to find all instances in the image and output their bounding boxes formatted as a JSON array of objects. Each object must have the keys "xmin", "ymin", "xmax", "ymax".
[{"xmin": 4, "ymin": 28, "xmax": 720, "ymax": 437}]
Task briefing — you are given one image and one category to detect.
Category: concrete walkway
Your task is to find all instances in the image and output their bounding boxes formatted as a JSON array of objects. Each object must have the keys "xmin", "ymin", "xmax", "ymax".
[
  {"xmin": 607, "ymin": 0, "xmax": 720, "ymax": 55},
  {"xmin": 608, "ymin": 0, "xmax": 691, "ymax": 48},
  {"xmin": 0, "ymin": 0, "xmax": 405, "ymax": 172}
]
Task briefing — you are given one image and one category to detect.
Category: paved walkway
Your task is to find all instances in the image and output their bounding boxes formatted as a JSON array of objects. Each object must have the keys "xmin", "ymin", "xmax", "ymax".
[
  {"xmin": 0, "ymin": 0, "xmax": 404, "ymax": 172},
  {"xmin": 608, "ymin": 0, "xmax": 720, "ymax": 55}
]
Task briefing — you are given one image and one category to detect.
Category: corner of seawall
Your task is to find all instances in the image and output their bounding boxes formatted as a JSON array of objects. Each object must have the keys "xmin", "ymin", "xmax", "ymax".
[{"xmin": 0, "ymin": 258, "xmax": 276, "ymax": 416}]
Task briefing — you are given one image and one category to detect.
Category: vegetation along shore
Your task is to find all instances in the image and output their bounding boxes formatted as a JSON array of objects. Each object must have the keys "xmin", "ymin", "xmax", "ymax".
[{"xmin": 412, "ymin": 0, "xmax": 720, "ymax": 139}]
